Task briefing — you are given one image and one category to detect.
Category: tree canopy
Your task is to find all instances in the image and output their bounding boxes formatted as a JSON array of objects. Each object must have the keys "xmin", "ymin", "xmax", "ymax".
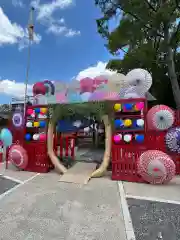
[{"xmin": 95, "ymin": 0, "xmax": 180, "ymax": 108}]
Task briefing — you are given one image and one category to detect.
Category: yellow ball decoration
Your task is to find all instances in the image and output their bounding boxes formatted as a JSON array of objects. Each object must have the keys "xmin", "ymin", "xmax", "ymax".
[
  {"xmin": 41, "ymin": 108, "xmax": 47, "ymax": 114},
  {"xmin": 34, "ymin": 121, "xmax": 40, "ymax": 127},
  {"xmin": 114, "ymin": 103, "xmax": 121, "ymax": 112},
  {"xmin": 124, "ymin": 119, "xmax": 132, "ymax": 127}
]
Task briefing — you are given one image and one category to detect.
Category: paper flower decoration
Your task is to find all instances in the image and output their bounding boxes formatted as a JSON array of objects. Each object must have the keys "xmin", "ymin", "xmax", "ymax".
[
  {"xmin": 137, "ymin": 150, "xmax": 175, "ymax": 184},
  {"xmin": 8, "ymin": 144, "xmax": 28, "ymax": 170},
  {"xmin": 126, "ymin": 69, "xmax": 152, "ymax": 93},
  {"xmin": 147, "ymin": 105, "xmax": 175, "ymax": 130},
  {"xmin": 113, "ymin": 134, "xmax": 122, "ymax": 143},
  {"xmin": 124, "ymin": 134, "xmax": 132, "ymax": 142},
  {"xmin": 165, "ymin": 127, "xmax": 180, "ymax": 154},
  {"xmin": 136, "ymin": 119, "xmax": 144, "ymax": 127},
  {"xmin": 26, "ymin": 121, "xmax": 33, "ymax": 128}
]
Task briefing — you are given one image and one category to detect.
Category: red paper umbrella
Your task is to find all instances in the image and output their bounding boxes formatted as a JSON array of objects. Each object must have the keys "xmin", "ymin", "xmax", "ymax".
[
  {"xmin": 137, "ymin": 150, "xmax": 175, "ymax": 184},
  {"xmin": 8, "ymin": 144, "xmax": 28, "ymax": 170},
  {"xmin": 147, "ymin": 105, "xmax": 175, "ymax": 131},
  {"xmin": 33, "ymin": 82, "xmax": 46, "ymax": 96}
]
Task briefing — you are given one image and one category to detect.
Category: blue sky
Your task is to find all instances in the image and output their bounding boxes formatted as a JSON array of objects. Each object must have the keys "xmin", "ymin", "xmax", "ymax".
[{"xmin": 0, "ymin": 0, "xmax": 124, "ymax": 104}]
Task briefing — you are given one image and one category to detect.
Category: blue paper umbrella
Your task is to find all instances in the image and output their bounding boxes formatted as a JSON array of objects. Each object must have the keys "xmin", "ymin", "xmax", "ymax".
[{"xmin": 0, "ymin": 128, "xmax": 13, "ymax": 147}]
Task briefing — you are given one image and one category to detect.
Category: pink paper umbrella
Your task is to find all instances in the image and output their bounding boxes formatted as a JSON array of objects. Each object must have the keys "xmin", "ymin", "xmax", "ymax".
[
  {"xmin": 56, "ymin": 93, "xmax": 67, "ymax": 103},
  {"xmin": 8, "ymin": 144, "xmax": 28, "ymax": 170},
  {"xmin": 80, "ymin": 77, "xmax": 94, "ymax": 93}
]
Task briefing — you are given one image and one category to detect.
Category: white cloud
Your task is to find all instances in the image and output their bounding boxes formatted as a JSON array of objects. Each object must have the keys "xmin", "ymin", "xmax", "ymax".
[
  {"xmin": 0, "ymin": 7, "xmax": 41, "ymax": 50},
  {"xmin": 32, "ymin": 0, "xmax": 80, "ymax": 38},
  {"xmin": 0, "ymin": 79, "xmax": 32, "ymax": 99},
  {"xmin": 76, "ymin": 62, "xmax": 115, "ymax": 80},
  {"xmin": 12, "ymin": 0, "xmax": 24, "ymax": 8}
]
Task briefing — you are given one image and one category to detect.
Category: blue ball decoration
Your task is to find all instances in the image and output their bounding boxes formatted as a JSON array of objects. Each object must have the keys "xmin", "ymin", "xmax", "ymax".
[
  {"xmin": 35, "ymin": 108, "xmax": 40, "ymax": 114},
  {"xmin": 124, "ymin": 103, "xmax": 132, "ymax": 111},
  {"xmin": 39, "ymin": 121, "xmax": 46, "ymax": 128},
  {"xmin": 25, "ymin": 133, "xmax": 31, "ymax": 141},
  {"xmin": 114, "ymin": 119, "xmax": 124, "ymax": 128},
  {"xmin": 0, "ymin": 128, "xmax": 13, "ymax": 147},
  {"xmin": 135, "ymin": 134, "xmax": 144, "ymax": 143}
]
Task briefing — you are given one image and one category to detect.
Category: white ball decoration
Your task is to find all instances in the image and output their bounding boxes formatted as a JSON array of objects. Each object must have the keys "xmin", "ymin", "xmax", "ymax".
[
  {"xmin": 124, "ymin": 134, "xmax": 132, "ymax": 143},
  {"xmin": 126, "ymin": 68, "xmax": 152, "ymax": 93},
  {"xmin": 26, "ymin": 122, "xmax": 33, "ymax": 128},
  {"xmin": 33, "ymin": 134, "xmax": 39, "ymax": 141},
  {"xmin": 136, "ymin": 119, "xmax": 144, "ymax": 127}
]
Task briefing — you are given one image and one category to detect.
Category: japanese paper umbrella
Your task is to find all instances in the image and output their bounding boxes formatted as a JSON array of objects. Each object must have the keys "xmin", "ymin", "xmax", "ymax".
[
  {"xmin": 165, "ymin": 127, "xmax": 180, "ymax": 154},
  {"xmin": 126, "ymin": 68, "xmax": 152, "ymax": 94},
  {"xmin": 43, "ymin": 80, "xmax": 55, "ymax": 96},
  {"xmin": 8, "ymin": 144, "xmax": 28, "ymax": 170},
  {"xmin": 137, "ymin": 150, "xmax": 175, "ymax": 184},
  {"xmin": 147, "ymin": 105, "xmax": 175, "ymax": 130}
]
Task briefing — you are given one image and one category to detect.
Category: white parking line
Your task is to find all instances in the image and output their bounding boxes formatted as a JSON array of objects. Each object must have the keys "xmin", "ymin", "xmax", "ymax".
[
  {"xmin": 117, "ymin": 181, "xmax": 136, "ymax": 240},
  {"xmin": 126, "ymin": 194, "xmax": 180, "ymax": 205},
  {"xmin": 0, "ymin": 173, "xmax": 40, "ymax": 201},
  {"xmin": 1, "ymin": 175, "xmax": 23, "ymax": 184}
]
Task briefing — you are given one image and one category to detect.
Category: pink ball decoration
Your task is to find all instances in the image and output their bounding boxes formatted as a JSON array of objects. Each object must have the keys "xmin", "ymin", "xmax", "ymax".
[
  {"xmin": 113, "ymin": 134, "xmax": 122, "ymax": 143},
  {"xmin": 147, "ymin": 105, "xmax": 175, "ymax": 130},
  {"xmin": 136, "ymin": 102, "xmax": 144, "ymax": 110},
  {"xmin": 39, "ymin": 134, "xmax": 46, "ymax": 141},
  {"xmin": 8, "ymin": 144, "xmax": 28, "ymax": 170},
  {"xmin": 137, "ymin": 150, "xmax": 175, "ymax": 184},
  {"xmin": 27, "ymin": 108, "xmax": 33, "ymax": 115}
]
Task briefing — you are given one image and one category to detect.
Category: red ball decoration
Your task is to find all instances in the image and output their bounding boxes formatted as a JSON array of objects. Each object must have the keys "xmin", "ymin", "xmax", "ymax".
[
  {"xmin": 33, "ymin": 82, "xmax": 46, "ymax": 96},
  {"xmin": 137, "ymin": 150, "xmax": 175, "ymax": 184}
]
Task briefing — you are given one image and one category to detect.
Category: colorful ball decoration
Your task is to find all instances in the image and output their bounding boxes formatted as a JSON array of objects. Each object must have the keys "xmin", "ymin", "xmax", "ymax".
[
  {"xmin": 124, "ymin": 134, "xmax": 132, "ymax": 143},
  {"xmin": 0, "ymin": 128, "xmax": 13, "ymax": 147},
  {"xmin": 40, "ymin": 108, "xmax": 47, "ymax": 114},
  {"xmin": 33, "ymin": 82, "xmax": 46, "ymax": 96},
  {"xmin": 39, "ymin": 121, "xmax": 46, "ymax": 128},
  {"xmin": 124, "ymin": 119, "xmax": 132, "ymax": 127},
  {"xmin": 12, "ymin": 112, "xmax": 23, "ymax": 128},
  {"xmin": 113, "ymin": 134, "xmax": 122, "ymax": 143},
  {"xmin": 123, "ymin": 103, "xmax": 133, "ymax": 111},
  {"xmin": 8, "ymin": 144, "xmax": 28, "ymax": 170},
  {"xmin": 27, "ymin": 108, "xmax": 34, "ymax": 115},
  {"xmin": 136, "ymin": 119, "xmax": 144, "ymax": 127},
  {"xmin": 34, "ymin": 122, "xmax": 40, "ymax": 127},
  {"xmin": 165, "ymin": 127, "xmax": 180, "ymax": 154},
  {"xmin": 126, "ymin": 68, "xmax": 152, "ymax": 94},
  {"xmin": 114, "ymin": 119, "xmax": 124, "ymax": 128},
  {"xmin": 39, "ymin": 134, "xmax": 46, "ymax": 141},
  {"xmin": 135, "ymin": 134, "xmax": 144, "ymax": 143},
  {"xmin": 35, "ymin": 108, "xmax": 40, "ymax": 114},
  {"xmin": 43, "ymin": 80, "xmax": 55, "ymax": 96},
  {"xmin": 25, "ymin": 133, "xmax": 31, "ymax": 141},
  {"xmin": 147, "ymin": 105, "xmax": 175, "ymax": 131},
  {"xmin": 137, "ymin": 150, "xmax": 175, "ymax": 184},
  {"xmin": 26, "ymin": 121, "xmax": 33, "ymax": 128},
  {"xmin": 114, "ymin": 103, "xmax": 121, "ymax": 112},
  {"xmin": 33, "ymin": 134, "xmax": 39, "ymax": 141}
]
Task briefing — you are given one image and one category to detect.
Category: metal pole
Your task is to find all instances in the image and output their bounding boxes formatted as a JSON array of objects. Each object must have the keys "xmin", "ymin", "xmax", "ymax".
[{"xmin": 23, "ymin": 7, "xmax": 34, "ymax": 116}]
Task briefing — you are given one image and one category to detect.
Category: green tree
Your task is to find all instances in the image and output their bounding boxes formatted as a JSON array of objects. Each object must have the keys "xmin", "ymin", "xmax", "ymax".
[{"xmin": 95, "ymin": 0, "xmax": 180, "ymax": 108}]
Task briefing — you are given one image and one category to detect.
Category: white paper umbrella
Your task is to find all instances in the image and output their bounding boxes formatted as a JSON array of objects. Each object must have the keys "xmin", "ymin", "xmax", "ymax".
[{"xmin": 126, "ymin": 68, "xmax": 152, "ymax": 93}]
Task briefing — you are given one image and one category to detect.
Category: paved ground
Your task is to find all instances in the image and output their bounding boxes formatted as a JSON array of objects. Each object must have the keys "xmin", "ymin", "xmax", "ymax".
[
  {"xmin": 0, "ymin": 176, "xmax": 19, "ymax": 195},
  {"xmin": 0, "ymin": 171, "xmax": 127, "ymax": 240},
  {"xmin": 127, "ymin": 198, "xmax": 179, "ymax": 240},
  {"xmin": 1, "ymin": 162, "xmax": 180, "ymax": 240}
]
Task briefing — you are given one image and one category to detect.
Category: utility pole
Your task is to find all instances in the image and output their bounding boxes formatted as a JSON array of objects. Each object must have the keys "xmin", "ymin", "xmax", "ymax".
[{"xmin": 23, "ymin": 7, "xmax": 35, "ymax": 116}]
